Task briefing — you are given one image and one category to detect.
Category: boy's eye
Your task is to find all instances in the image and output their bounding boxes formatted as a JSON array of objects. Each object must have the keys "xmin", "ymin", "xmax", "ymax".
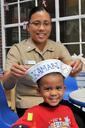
[
  {"xmin": 56, "ymin": 86, "xmax": 63, "ymax": 91},
  {"xmin": 43, "ymin": 86, "xmax": 64, "ymax": 91},
  {"xmin": 44, "ymin": 87, "xmax": 51, "ymax": 91}
]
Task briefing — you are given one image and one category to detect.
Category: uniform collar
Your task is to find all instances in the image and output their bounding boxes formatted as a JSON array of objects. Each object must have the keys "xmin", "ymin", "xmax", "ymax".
[{"xmin": 26, "ymin": 38, "xmax": 55, "ymax": 52}]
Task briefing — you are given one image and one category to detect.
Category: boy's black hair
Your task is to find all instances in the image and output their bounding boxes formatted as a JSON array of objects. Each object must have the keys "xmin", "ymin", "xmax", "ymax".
[{"xmin": 28, "ymin": 6, "xmax": 51, "ymax": 21}]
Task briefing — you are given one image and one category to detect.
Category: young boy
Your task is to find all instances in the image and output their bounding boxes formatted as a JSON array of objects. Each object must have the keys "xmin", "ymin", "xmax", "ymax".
[{"xmin": 12, "ymin": 59, "xmax": 78, "ymax": 128}]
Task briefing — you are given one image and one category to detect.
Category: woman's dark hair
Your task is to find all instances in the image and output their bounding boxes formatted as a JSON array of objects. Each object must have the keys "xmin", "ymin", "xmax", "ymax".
[{"xmin": 28, "ymin": 6, "xmax": 51, "ymax": 21}]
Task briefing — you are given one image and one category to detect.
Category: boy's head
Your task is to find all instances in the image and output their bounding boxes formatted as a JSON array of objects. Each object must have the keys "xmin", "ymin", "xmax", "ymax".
[
  {"xmin": 37, "ymin": 72, "xmax": 65, "ymax": 106},
  {"xmin": 27, "ymin": 59, "xmax": 72, "ymax": 106}
]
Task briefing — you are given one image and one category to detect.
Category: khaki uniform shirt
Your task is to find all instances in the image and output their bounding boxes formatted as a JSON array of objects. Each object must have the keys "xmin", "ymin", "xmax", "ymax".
[{"xmin": 5, "ymin": 38, "xmax": 72, "ymax": 108}]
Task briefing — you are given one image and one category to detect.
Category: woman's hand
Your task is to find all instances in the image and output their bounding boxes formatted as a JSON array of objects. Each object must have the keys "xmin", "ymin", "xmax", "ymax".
[
  {"xmin": 70, "ymin": 59, "xmax": 83, "ymax": 76},
  {"xmin": 10, "ymin": 63, "xmax": 28, "ymax": 77}
]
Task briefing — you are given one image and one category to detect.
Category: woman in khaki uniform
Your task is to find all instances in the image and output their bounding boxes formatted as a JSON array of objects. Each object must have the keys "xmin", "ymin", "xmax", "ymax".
[{"xmin": 3, "ymin": 6, "xmax": 82, "ymax": 118}]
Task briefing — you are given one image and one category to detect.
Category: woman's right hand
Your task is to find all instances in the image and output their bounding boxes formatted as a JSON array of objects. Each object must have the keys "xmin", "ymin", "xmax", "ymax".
[{"xmin": 10, "ymin": 63, "xmax": 28, "ymax": 77}]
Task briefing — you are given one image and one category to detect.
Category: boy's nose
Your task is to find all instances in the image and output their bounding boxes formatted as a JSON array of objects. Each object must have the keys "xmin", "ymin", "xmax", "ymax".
[{"xmin": 50, "ymin": 89, "xmax": 58, "ymax": 96}]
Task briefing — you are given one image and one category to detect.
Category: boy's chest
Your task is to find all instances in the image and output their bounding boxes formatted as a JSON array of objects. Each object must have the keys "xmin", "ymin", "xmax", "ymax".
[{"xmin": 28, "ymin": 108, "xmax": 71, "ymax": 128}]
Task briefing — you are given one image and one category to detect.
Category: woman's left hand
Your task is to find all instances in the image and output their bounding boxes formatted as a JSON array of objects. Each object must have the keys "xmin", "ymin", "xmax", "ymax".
[{"xmin": 70, "ymin": 59, "xmax": 83, "ymax": 76}]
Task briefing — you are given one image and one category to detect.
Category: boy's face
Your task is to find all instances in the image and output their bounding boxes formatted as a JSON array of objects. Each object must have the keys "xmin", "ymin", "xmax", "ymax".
[{"xmin": 38, "ymin": 73, "xmax": 65, "ymax": 107}]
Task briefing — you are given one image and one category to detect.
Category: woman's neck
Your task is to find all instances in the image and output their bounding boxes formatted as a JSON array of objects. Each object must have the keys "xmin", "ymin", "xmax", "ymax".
[{"xmin": 33, "ymin": 40, "xmax": 47, "ymax": 51}]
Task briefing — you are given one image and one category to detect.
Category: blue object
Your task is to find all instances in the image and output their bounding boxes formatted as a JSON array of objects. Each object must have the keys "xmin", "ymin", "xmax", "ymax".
[
  {"xmin": 0, "ymin": 67, "xmax": 4, "ymax": 75},
  {"xmin": 0, "ymin": 82, "xmax": 19, "ymax": 128},
  {"xmin": 63, "ymin": 76, "xmax": 78, "ymax": 101},
  {"xmin": 75, "ymin": 71, "xmax": 85, "ymax": 88}
]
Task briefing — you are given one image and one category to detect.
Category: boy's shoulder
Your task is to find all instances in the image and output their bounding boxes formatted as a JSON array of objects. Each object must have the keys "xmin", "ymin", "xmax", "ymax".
[
  {"xmin": 26, "ymin": 105, "xmax": 42, "ymax": 113},
  {"xmin": 59, "ymin": 100, "xmax": 74, "ymax": 112}
]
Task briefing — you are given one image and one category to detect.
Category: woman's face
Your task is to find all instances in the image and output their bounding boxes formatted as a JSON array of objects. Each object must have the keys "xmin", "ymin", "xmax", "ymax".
[
  {"xmin": 27, "ymin": 10, "xmax": 52, "ymax": 44},
  {"xmin": 38, "ymin": 74, "xmax": 65, "ymax": 107}
]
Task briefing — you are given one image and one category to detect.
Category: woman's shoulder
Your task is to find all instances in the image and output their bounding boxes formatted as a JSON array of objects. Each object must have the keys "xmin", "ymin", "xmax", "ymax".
[{"xmin": 47, "ymin": 39, "xmax": 65, "ymax": 48}]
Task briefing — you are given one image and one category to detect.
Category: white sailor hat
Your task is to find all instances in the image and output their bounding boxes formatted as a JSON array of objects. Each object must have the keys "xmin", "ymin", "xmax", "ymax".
[{"xmin": 26, "ymin": 59, "xmax": 72, "ymax": 83}]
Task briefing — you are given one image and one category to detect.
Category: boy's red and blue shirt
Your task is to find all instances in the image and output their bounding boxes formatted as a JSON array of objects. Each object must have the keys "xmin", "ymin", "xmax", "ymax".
[{"xmin": 12, "ymin": 103, "xmax": 78, "ymax": 128}]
